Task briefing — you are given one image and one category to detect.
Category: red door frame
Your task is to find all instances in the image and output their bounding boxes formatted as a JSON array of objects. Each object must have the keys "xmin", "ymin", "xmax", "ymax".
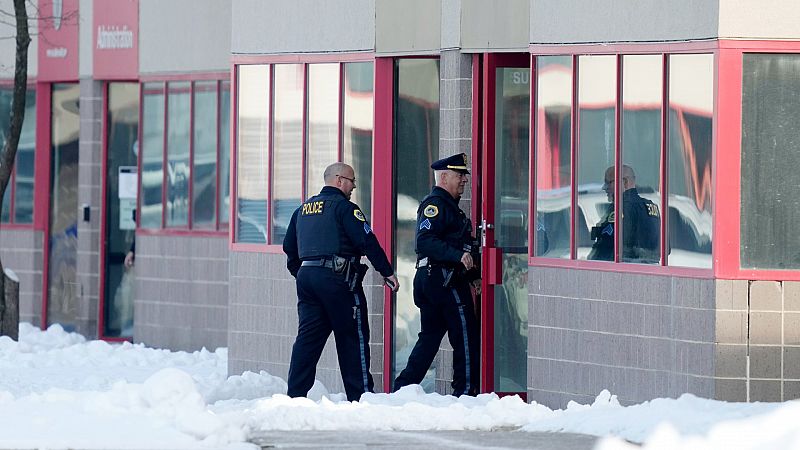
[{"xmin": 479, "ymin": 52, "xmax": 533, "ymax": 396}]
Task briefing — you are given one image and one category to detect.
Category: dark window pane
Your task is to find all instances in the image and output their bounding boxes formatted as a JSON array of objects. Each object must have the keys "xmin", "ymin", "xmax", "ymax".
[
  {"xmin": 494, "ymin": 66, "xmax": 530, "ymax": 392},
  {"xmin": 13, "ymin": 89, "xmax": 36, "ymax": 223},
  {"xmin": 535, "ymin": 56, "xmax": 572, "ymax": 258},
  {"xmin": 166, "ymin": 81, "xmax": 190, "ymax": 227},
  {"xmin": 0, "ymin": 87, "xmax": 12, "ymax": 223},
  {"xmin": 219, "ymin": 80, "xmax": 231, "ymax": 225},
  {"xmin": 140, "ymin": 83, "xmax": 164, "ymax": 229},
  {"xmin": 577, "ymin": 55, "xmax": 616, "ymax": 261},
  {"xmin": 343, "ymin": 62, "xmax": 374, "ymax": 218},
  {"xmin": 47, "ymin": 83, "xmax": 80, "ymax": 329},
  {"xmin": 236, "ymin": 65, "xmax": 269, "ymax": 244},
  {"xmin": 271, "ymin": 64, "xmax": 303, "ymax": 244},
  {"xmin": 306, "ymin": 63, "xmax": 339, "ymax": 196},
  {"xmin": 742, "ymin": 54, "xmax": 800, "ymax": 269},
  {"xmin": 192, "ymin": 81, "xmax": 218, "ymax": 228},
  {"xmin": 104, "ymin": 82, "xmax": 139, "ymax": 338},
  {"xmin": 392, "ymin": 58, "xmax": 439, "ymax": 388},
  {"xmin": 621, "ymin": 55, "xmax": 662, "ymax": 264},
  {"xmin": 668, "ymin": 54, "xmax": 713, "ymax": 268}
]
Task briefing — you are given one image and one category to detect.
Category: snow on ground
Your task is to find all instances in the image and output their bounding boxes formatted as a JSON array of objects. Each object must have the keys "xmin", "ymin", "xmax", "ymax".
[{"xmin": 0, "ymin": 323, "xmax": 797, "ymax": 449}]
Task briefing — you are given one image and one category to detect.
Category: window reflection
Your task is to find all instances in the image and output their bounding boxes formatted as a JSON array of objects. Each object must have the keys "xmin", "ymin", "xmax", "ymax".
[
  {"xmin": 236, "ymin": 65, "xmax": 270, "ymax": 243},
  {"xmin": 535, "ymin": 56, "xmax": 572, "ymax": 258},
  {"xmin": 621, "ymin": 55, "xmax": 663, "ymax": 264},
  {"xmin": 271, "ymin": 64, "xmax": 303, "ymax": 244},
  {"xmin": 14, "ymin": 89, "xmax": 36, "ymax": 223},
  {"xmin": 47, "ymin": 83, "xmax": 80, "ymax": 330},
  {"xmin": 343, "ymin": 62, "xmax": 374, "ymax": 218},
  {"xmin": 342, "ymin": 62, "xmax": 374, "ymax": 218},
  {"xmin": 0, "ymin": 87, "xmax": 35, "ymax": 224},
  {"xmin": 668, "ymin": 54, "xmax": 713, "ymax": 268},
  {"xmin": 140, "ymin": 83, "xmax": 164, "ymax": 229},
  {"xmin": 192, "ymin": 81, "xmax": 218, "ymax": 228},
  {"xmin": 393, "ymin": 58, "xmax": 439, "ymax": 389},
  {"xmin": 576, "ymin": 55, "xmax": 616, "ymax": 261},
  {"xmin": 219, "ymin": 81, "xmax": 231, "ymax": 226},
  {"xmin": 741, "ymin": 54, "xmax": 800, "ymax": 269},
  {"xmin": 166, "ymin": 82, "xmax": 191, "ymax": 227},
  {"xmin": 306, "ymin": 64, "xmax": 340, "ymax": 197}
]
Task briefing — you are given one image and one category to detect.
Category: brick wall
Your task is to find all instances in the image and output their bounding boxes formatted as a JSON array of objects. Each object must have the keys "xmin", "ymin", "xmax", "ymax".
[{"xmin": 134, "ymin": 234, "xmax": 228, "ymax": 351}]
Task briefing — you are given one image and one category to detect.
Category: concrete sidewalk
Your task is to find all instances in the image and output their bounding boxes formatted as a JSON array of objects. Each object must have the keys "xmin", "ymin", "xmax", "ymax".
[{"xmin": 252, "ymin": 429, "xmax": 603, "ymax": 449}]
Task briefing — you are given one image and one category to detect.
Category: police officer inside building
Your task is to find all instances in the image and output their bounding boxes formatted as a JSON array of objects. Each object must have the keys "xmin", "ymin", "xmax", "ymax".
[
  {"xmin": 393, "ymin": 153, "xmax": 480, "ymax": 397},
  {"xmin": 588, "ymin": 164, "xmax": 661, "ymax": 263},
  {"xmin": 283, "ymin": 162, "xmax": 400, "ymax": 402}
]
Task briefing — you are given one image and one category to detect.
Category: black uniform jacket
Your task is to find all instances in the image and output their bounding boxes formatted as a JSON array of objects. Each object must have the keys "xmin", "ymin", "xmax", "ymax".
[
  {"xmin": 283, "ymin": 186, "xmax": 393, "ymax": 278},
  {"xmin": 588, "ymin": 188, "xmax": 660, "ymax": 262},
  {"xmin": 415, "ymin": 186, "xmax": 477, "ymax": 272}
]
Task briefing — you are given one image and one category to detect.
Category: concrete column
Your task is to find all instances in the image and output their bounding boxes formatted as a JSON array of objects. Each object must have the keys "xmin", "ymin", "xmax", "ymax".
[{"xmin": 75, "ymin": 77, "xmax": 103, "ymax": 337}]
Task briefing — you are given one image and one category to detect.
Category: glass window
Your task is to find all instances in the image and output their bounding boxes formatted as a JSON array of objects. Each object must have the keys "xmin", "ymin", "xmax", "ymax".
[
  {"xmin": 219, "ymin": 80, "xmax": 231, "ymax": 226},
  {"xmin": 577, "ymin": 55, "xmax": 617, "ymax": 261},
  {"xmin": 392, "ymin": 58, "xmax": 440, "ymax": 389},
  {"xmin": 166, "ymin": 81, "xmax": 190, "ymax": 227},
  {"xmin": 192, "ymin": 81, "xmax": 218, "ymax": 228},
  {"xmin": 140, "ymin": 82, "xmax": 165, "ymax": 229},
  {"xmin": 621, "ymin": 55, "xmax": 663, "ymax": 264},
  {"xmin": 534, "ymin": 56, "xmax": 572, "ymax": 258},
  {"xmin": 741, "ymin": 54, "xmax": 800, "ymax": 269},
  {"xmin": 342, "ymin": 62, "xmax": 374, "ymax": 217},
  {"xmin": 306, "ymin": 63, "xmax": 340, "ymax": 197},
  {"xmin": 271, "ymin": 64, "xmax": 303, "ymax": 244},
  {"xmin": 14, "ymin": 89, "xmax": 36, "ymax": 224},
  {"xmin": 0, "ymin": 87, "xmax": 35, "ymax": 224},
  {"xmin": 668, "ymin": 54, "xmax": 713, "ymax": 268},
  {"xmin": 236, "ymin": 65, "xmax": 270, "ymax": 243}
]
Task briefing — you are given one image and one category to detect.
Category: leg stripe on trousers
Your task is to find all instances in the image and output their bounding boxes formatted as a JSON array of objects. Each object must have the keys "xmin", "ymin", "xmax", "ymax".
[
  {"xmin": 353, "ymin": 293, "xmax": 369, "ymax": 393},
  {"xmin": 450, "ymin": 287, "xmax": 471, "ymax": 394}
]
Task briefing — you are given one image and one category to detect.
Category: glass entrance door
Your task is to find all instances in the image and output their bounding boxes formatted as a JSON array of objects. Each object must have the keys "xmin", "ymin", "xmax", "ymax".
[
  {"xmin": 47, "ymin": 83, "xmax": 81, "ymax": 330},
  {"xmin": 102, "ymin": 83, "xmax": 140, "ymax": 338},
  {"xmin": 480, "ymin": 54, "xmax": 531, "ymax": 395}
]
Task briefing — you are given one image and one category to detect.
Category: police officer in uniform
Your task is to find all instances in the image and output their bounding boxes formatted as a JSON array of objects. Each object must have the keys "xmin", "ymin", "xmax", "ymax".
[
  {"xmin": 393, "ymin": 153, "xmax": 480, "ymax": 397},
  {"xmin": 283, "ymin": 162, "xmax": 400, "ymax": 402},
  {"xmin": 588, "ymin": 165, "xmax": 660, "ymax": 262}
]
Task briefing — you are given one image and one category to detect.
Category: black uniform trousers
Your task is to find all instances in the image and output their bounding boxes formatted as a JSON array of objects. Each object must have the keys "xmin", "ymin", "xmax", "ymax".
[
  {"xmin": 394, "ymin": 266, "xmax": 480, "ymax": 396},
  {"xmin": 287, "ymin": 266, "xmax": 374, "ymax": 402}
]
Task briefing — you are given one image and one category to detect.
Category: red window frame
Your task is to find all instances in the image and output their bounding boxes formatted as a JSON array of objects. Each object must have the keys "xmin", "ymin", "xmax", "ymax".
[
  {"xmin": 528, "ymin": 42, "xmax": 718, "ymax": 279},
  {"xmin": 136, "ymin": 73, "xmax": 229, "ymax": 238},
  {"xmin": 229, "ymin": 54, "xmax": 376, "ymax": 254},
  {"xmin": 0, "ymin": 83, "xmax": 37, "ymax": 228}
]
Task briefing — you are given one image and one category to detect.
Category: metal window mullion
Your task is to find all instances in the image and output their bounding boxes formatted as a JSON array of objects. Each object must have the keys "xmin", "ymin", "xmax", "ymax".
[
  {"xmin": 215, "ymin": 80, "xmax": 221, "ymax": 231},
  {"xmin": 614, "ymin": 54, "xmax": 622, "ymax": 263},
  {"xmin": 188, "ymin": 81, "xmax": 195, "ymax": 230},
  {"xmin": 161, "ymin": 81, "xmax": 168, "ymax": 229},
  {"xmin": 301, "ymin": 64, "xmax": 308, "ymax": 202},
  {"xmin": 570, "ymin": 55, "xmax": 579, "ymax": 260},
  {"xmin": 661, "ymin": 54, "xmax": 670, "ymax": 266},
  {"xmin": 338, "ymin": 62, "xmax": 344, "ymax": 162},
  {"xmin": 267, "ymin": 65, "xmax": 275, "ymax": 244}
]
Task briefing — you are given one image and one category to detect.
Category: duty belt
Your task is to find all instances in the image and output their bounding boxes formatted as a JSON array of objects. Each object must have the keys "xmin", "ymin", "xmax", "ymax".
[{"xmin": 301, "ymin": 259, "xmax": 335, "ymax": 269}]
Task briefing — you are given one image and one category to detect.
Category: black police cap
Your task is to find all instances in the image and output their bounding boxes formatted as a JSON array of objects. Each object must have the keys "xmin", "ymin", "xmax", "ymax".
[{"xmin": 431, "ymin": 153, "xmax": 470, "ymax": 174}]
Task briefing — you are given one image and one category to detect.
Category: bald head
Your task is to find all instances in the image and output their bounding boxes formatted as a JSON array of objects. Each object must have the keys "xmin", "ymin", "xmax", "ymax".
[{"xmin": 324, "ymin": 162, "xmax": 351, "ymax": 185}]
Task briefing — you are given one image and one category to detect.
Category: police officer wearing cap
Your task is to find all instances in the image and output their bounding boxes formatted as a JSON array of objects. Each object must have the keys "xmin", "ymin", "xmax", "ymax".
[
  {"xmin": 393, "ymin": 153, "xmax": 480, "ymax": 397},
  {"xmin": 283, "ymin": 162, "xmax": 400, "ymax": 402}
]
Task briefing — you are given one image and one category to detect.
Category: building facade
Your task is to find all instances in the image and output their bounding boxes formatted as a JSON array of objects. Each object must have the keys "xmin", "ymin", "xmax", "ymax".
[{"xmin": 3, "ymin": 0, "xmax": 800, "ymax": 407}]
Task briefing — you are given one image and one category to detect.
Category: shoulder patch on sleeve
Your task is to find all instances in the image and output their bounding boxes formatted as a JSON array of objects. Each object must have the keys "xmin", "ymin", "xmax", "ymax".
[
  {"xmin": 353, "ymin": 209, "xmax": 366, "ymax": 221},
  {"xmin": 423, "ymin": 204, "xmax": 439, "ymax": 218}
]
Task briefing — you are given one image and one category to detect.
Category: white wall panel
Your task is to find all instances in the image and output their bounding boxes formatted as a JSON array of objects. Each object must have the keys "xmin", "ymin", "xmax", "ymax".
[
  {"xmin": 531, "ymin": 0, "xmax": 719, "ymax": 44},
  {"xmin": 376, "ymin": 0, "xmax": 440, "ymax": 55},
  {"xmin": 139, "ymin": 0, "xmax": 230, "ymax": 74},
  {"xmin": 232, "ymin": 0, "xmax": 374, "ymax": 55},
  {"xmin": 720, "ymin": 1, "xmax": 800, "ymax": 40},
  {"xmin": 462, "ymin": 0, "xmax": 528, "ymax": 52}
]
